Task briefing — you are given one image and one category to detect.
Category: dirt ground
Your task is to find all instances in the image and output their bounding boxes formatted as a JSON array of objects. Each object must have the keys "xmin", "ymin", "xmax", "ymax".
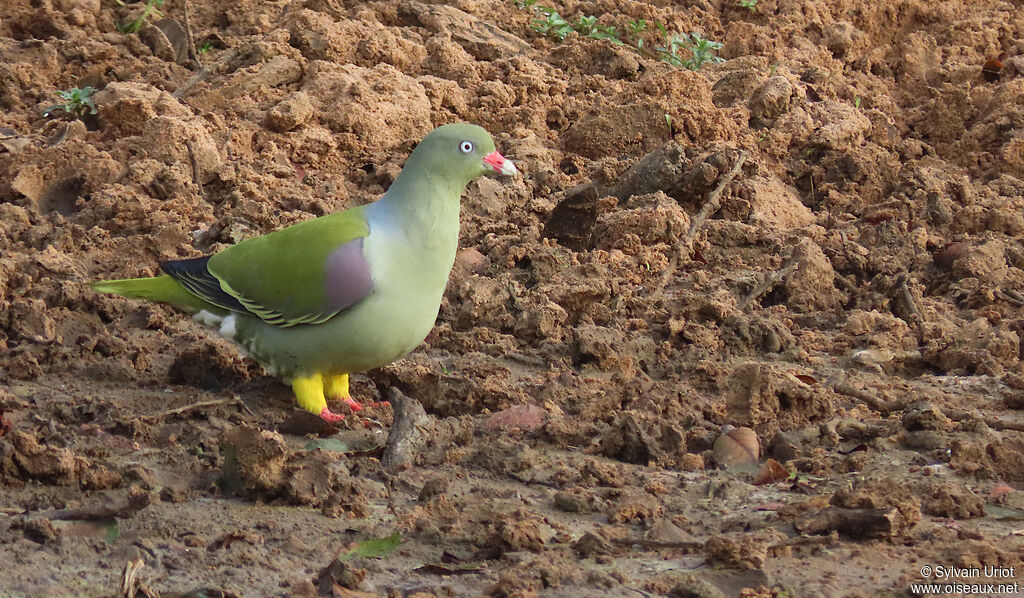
[{"xmin": 2, "ymin": 0, "xmax": 1024, "ymax": 596}]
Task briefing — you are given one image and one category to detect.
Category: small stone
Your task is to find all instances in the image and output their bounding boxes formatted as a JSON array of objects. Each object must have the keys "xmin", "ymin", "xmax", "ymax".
[
  {"xmin": 554, "ymin": 490, "xmax": 592, "ymax": 513},
  {"xmin": 265, "ymin": 91, "xmax": 315, "ymax": 133},
  {"xmin": 418, "ymin": 476, "xmax": 449, "ymax": 501},
  {"xmin": 572, "ymin": 531, "xmax": 613, "ymax": 557},
  {"xmin": 23, "ymin": 518, "xmax": 59, "ymax": 544},
  {"xmin": 679, "ymin": 452, "xmax": 705, "ymax": 471}
]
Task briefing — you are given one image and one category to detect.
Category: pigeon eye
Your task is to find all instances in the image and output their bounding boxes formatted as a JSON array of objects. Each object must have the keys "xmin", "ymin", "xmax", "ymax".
[{"xmin": 459, "ymin": 140, "xmax": 474, "ymax": 154}]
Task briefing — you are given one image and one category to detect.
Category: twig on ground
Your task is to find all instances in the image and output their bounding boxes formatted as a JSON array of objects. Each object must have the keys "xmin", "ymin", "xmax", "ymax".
[
  {"xmin": 652, "ymin": 150, "xmax": 748, "ymax": 296},
  {"xmin": 183, "ymin": 0, "xmax": 199, "ymax": 65},
  {"xmin": 769, "ymin": 531, "xmax": 839, "ymax": 550},
  {"xmin": 47, "ymin": 488, "xmax": 151, "ymax": 521},
  {"xmin": 942, "ymin": 408, "xmax": 1024, "ymax": 433},
  {"xmin": 898, "ymin": 272, "xmax": 925, "ymax": 342},
  {"xmin": 830, "ymin": 380, "xmax": 902, "ymax": 414},
  {"xmin": 611, "ymin": 537, "xmax": 703, "ymax": 550},
  {"xmin": 118, "ymin": 558, "xmax": 157, "ymax": 598},
  {"xmin": 146, "ymin": 396, "xmax": 253, "ymax": 421},
  {"xmin": 184, "ymin": 138, "xmax": 201, "ymax": 187},
  {"xmin": 172, "ymin": 46, "xmax": 240, "ymax": 99},
  {"xmin": 737, "ymin": 260, "xmax": 799, "ymax": 311}
]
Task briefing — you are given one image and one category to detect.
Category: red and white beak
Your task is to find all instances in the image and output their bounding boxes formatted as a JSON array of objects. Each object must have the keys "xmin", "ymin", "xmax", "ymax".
[{"xmin": 482, "ymin": 151, "xmax": 518, "ymax": 176}]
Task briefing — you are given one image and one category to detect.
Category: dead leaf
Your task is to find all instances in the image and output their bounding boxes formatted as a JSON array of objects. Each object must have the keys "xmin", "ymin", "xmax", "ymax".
[
  {"xmin": 752, "ymin": 458, "xmax": 789, "ymax": 485},
  {"xmin": 794, "ymin": 374, "xmax": 817, "ymax": 385}
]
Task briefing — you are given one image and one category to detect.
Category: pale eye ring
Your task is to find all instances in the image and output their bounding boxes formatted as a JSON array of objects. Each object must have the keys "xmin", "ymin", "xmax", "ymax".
[{"xmin": 459, "ymin": 140, "xmax": 474, "ymax": 154}]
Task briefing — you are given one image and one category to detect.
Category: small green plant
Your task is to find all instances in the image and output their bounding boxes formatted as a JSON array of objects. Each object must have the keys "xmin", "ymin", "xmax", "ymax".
[
  {"xmin": 115, "ymin": 0, "xmax": 166, "ymax": 34},
  {"xmin": 739, "ymin": 0, "xmax": 757, "ymax": 11},
  {"xmin": 197, "ymin": 40, "xmax": 214, "ymax": 53},
  {"xmin": 854, "ymin": 96, "xmax": 862, "ymax": 109},
  {"xmin": 519, "ymin": 4, "xmax": 724, "ymax": 69},
  {"xmin": 678, "ymin": 32, "xmax": 724, "ymax": 69},
  {"xmin": 626, "ymin": 19, "xmax": 647, "ymax": 48},
  {"xmin": 44, "ymin": 86, "xmax": 98, "ymax": 119},
  {"xmin": 575, "ymin": 15, "xmax": 597, "ymax": 34},
  {"xmin": 531, "ymin": 8, "xmax": 574, "ymax": 41}
]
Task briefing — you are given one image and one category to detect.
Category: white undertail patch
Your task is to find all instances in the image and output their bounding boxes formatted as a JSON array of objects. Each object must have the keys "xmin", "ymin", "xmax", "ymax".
[
  {"xmin": 193, "ymin": 310, "xmax": 223, "ymax": 327},
  {"xmin": 218, "ymin": 314, "xmax": 238, "ymax": 339}
]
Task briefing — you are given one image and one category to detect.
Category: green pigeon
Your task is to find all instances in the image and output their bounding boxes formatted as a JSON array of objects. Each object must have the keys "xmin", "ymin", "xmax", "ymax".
[{"xmin": 91, "ymin": 123, "xmax": 517, "ymax": 421}]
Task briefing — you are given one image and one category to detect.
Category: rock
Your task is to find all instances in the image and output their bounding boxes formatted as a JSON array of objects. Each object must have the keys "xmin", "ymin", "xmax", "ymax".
[
  {"xmin": 302, "ymin": 61, "xmax": 433, "ymax": 158},
  {"xmin": 901, "ymin": 401, "xmax": 951, "ymax": 432},
  {"xmin": 951, "ymin": 239, "xmax": 1007, "ymax": 284},
  {"xmin": 748, "ymin": 76, "xmax": 793, "ymax": 121},
  {"xmin": 781, "ymin": 239, "xmax": 841, "ymax": 312},
  {"xmin": 679, "ymin": 452, "xmax": 705, "ymax": 471},
  {"xmin": 745, "ymin": 175, "xmax": 814, "ymax": 231},
  {"xmin": 601, "ymin": 413, "xmax": 661, "ymax": 465},
  {"xmin": 137, "ymin": 116, "xmax": 221, "ymax": 184},
  {"xmin": 94, "ymin": 82, "xmax": 192, "ymax": 137},
  {"xmin": 481, "ymin": 404, "xmax": 548, "ymax": 432},
  {"xmin": 168, "ymin": 341, "xmax": 251, "ymax": 391},
  {"xmin": 823, "ymin": 21, "xmax": 857, "ymax": 58},
  {"xmin": 554, "ymin": 489, "xmax": 594, "ymax": 513},
  {"xmin": 220, "ymin": 55, "xmax": 303, "ymax": 99},
  {"xmin": 418, "ymin": 476, "xmax": 448, "ymax": 501},
  {"xmin": 451, "ymin": 247, "xmax": 490, "ymax": 280},
  {"xmin": 703, "ymin": 533, "xmax": 769, "ymax": 569},
  {"xmin": 543, "ymin": 183, "xmax": 605, "ymax": 251},
  {"xmin": 22, "ymin": 518, "xmax": 59, "ymax": 544},
  {"xmin": 592, "ymin": 191, "xmax": 689, "ymax": 249},
  {"xmin": 669, "ymin": 575, "xmax": 726, "ymax": 598},
  {"xmin": 610, "ymin": 141, "xmax": 687, "ymax": 201},
  {"xmin": 220, "ymin": 425, "xmax": 288, "ymax": 493},
  {"xmin": 725, "ymin": 363, "xmax": 778, "ymax": 431},
  {"xmin": 572, "ymin": 531, "xmax": 613, "ymax": 557},
  {"xmin": 398, "ymin": 1, "xmax": 531, "ymax": 61},
  {"xmin": 264, "ymin": 91, "xmax": 314, "ymax": 132},
  {"xmin": 646, "ymin": 518, "xmax": 695, "ymax": 544},
  {"xmin": 573, "ymin": 324, "xmax": 626, "ymax": 370}
]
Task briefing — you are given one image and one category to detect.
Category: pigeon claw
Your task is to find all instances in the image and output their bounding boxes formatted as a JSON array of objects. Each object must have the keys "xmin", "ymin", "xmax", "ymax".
[{"xmin": 319, "ymin": 407, "xmax": 346, "ymax": 423}]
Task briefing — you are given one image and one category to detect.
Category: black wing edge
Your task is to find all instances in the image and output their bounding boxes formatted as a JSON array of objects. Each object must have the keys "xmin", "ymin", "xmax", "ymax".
[{"xmin": 161, "ymin": 256, "xmax": 248, "ymax": 313}]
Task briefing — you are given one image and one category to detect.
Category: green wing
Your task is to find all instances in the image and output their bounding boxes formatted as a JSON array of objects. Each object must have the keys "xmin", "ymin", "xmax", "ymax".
[{"xmin": 205, "ymin": 208, "xmax": 372, "ymax": 327}]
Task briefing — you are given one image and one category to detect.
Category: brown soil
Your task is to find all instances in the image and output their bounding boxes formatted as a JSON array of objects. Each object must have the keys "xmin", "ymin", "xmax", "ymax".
[{"xmin": 2, "ymin": 0, "xmax": 1024, "ymax": 596}]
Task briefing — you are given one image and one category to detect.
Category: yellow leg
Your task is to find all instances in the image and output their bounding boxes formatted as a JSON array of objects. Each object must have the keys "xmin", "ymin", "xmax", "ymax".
[
  {"xmin": 292, "ymin": 373, "xmax": 344, "ymax": 422},
  {"xmin": 326, "ymin": 372, "xmax": 366, "ymax": 412},
  {"xmin": 324, "ymin": 373, "xmax": 350, "ymax": 400}
]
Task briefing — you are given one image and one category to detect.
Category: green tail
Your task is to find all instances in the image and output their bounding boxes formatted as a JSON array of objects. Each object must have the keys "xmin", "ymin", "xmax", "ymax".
[{"xmin": 90, "ymin": 275, "xmax": 221, "ymax": 314}]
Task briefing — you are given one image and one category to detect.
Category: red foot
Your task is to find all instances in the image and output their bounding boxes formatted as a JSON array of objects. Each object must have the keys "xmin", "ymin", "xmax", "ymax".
[
  {"xmin": 319, "ymin": 407, "xmax": 346, "ymax": 422},
  {"xmin": 341, "ymin": 398, "xmax": 391, "ymax": 412}
]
